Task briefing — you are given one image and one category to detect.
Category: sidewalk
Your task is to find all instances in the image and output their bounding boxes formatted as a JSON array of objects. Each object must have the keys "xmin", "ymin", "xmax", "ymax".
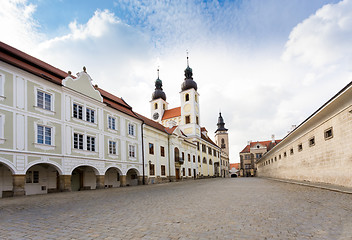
[{"xmin": 264, "ymin": 177, "xmax": 352, "ymax": 194}]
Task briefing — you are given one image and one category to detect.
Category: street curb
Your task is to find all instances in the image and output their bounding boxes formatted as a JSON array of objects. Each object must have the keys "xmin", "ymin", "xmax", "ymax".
[{"xmin": 264, "ymin": 177, "xmax": 352, "ymax": 195}]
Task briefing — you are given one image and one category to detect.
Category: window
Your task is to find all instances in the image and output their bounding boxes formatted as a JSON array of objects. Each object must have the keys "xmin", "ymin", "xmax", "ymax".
[
  {"xmin": 324, "ymin": 127, "xmax": 333, "ymax": 140},
  {"xmin": 183, "ymin": 168, "xmax": 185, "ymax": 176},
  {"xmin": 149, "ymin": 163, "xmax": 155, "ymax": 176},
  {"xmin": 298, "ymin": 144, "xmax": 303, "ymax": 152},
  {"xmin": 221, "ymin": 138, "xmax": 226, "ymax": 148},
  {"xmin": 245, "ymin": 164, "xmax": 251, "ymax": 169},
  {"xmin": 86, "ymin": 136, "xmax": 95, "ymax": 151},
  {"xmin": 284, "ymin": 152, "xmax": 287, "ymax": 157},
  {"xmin": 203, "ymin": 157, "xmax": 207, "ymax": 164},
  {"xmin": 274, "ymin": 157, "xmax": 277, "ymax": 161},
  {"xmin": 129, "ymin": 145, "xmax": 136, "ymax": 158},
  {"xmin": 290, "ymin": 148, "xmax": 294, "ymax": 155},
  {"xmin": 213, "ymin": 149, "xmax": 216, "ymax": 156},
  {"xmin": 128, "ymin": 123, "xmax": 135, "ymax": 136},
  {"xmin": 109, "ymin": 140, "xmax": 117, "ymax": 155},
  {"xmin": 309, "ymin": 137, "xmax": 315, "ymax": 146},
  {"xmin": 197, "ymin": 142, "xmax": 200, "ymax": 150},
  {"xmin": 73, "ymin": 133, "xmax": 83, "ymax": 150},
  {"xmin": 196, "ymin": 116, "xmax": 199, "ymax": 125},
  {"xmin": 202, "ymin": 144, "xmax": 206, "ymax": 153},
  {"xmin": 163, "ymin": 104, "xmax": 165, "ymax": 110},
  {"xmin": 193, "ymin": 155, "xmax": 195, "ymax": 163},
  {"xmin": 198, "ymin": 156, "xmax": 200, "ymax": 163},
  {"xmin": 188, "ymin": 154, "xmax": 191, "ymax": 162},
  {"xmin": 37, "ymin": 125, "xmax": 52, "ymax": 145},
  {"xmin": 108, "ymin": 116, "xmax": 116, "ymax": 130},
  {"xmin": 73, "ymin": 103, "xmax": 83, "ymax": 120},
  {"xmin": 86, "ymin": 108, "xmax": 95, "ymax": 123},
  {"xmin": 209, "ymin": 159, "xmax": 212, "ymax": 165},
  {"xmin": 161, "ymin": 165, "xmax": 166, "ymax": 176},
  {"xmin": 185, "ymin": 115, "xmax": 190, "ymax": 124},
  {"xmin": 26, "ymin": 171, "xmax": 39, "ymax": 183},
  {"xmin": 185, "ymin": 93, "xmax": 189, "ymax": 101},
  {"xmin": 154, "ymin": 103, "xmax": 158, "ymax": 109},
  {"xmin": 149, "ymin": 143, "xmax": 154, "ymax": 155},
  {"xmin": 195, "ymin": 94, "xmax": 198, "ymax": 102},
  {"xmin": 256, "ymin": 153, "xmax": 262, "ymax": 159},
  {"xmin": 188, "ymin": 168, "xmax": 191, "ymax": 176},
  {"xmin": 160, "ymin": 146, "xmax": 165, "ymax": 157},
  {"xmin": 279, "ymin": 154, "xmax": 281, "ymax": 160},
  {"xmin": 208, "ymin": 147, "xmax": 211, "ymax": 154},
  {"xmin": 37, "ymin": 90, "xmax": 52, "ymax": 110},
  {"xmin": 174, "ymin": 148, "xmax": 180, "ymax": 162},
  {"xmin": 182, "ymin": 152, "xmax": 185, "ymax": 162}
]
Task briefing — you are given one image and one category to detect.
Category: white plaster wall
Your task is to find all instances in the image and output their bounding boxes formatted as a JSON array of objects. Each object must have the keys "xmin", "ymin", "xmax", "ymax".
[{"xmin": 0, "ymin": 165, "xmax": 13, "ymax": 197}]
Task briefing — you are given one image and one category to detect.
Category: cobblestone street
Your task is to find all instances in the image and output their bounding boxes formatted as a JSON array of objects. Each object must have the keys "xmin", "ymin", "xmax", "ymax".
[{"xmin": 0, "ymin": 178, "xmax": 351, "ymax": 240}]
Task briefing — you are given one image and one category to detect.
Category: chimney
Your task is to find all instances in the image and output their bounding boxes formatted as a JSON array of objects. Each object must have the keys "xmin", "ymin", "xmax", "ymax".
[{"xmin": 271, "ymin": 134, "xmax": 275, "ymax": 143}]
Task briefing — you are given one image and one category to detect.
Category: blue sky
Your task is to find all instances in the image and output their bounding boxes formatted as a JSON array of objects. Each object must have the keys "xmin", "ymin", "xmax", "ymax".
[{"xmin": 1, "ymin": 0, "xmax": 351, "ymax": 162}]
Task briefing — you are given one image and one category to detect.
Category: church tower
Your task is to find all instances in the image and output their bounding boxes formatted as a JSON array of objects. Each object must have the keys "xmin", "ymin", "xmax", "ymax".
[
  {"xmin": 179, "ymin": 54, "xmax": 200, "ymax": 137},
  {"xmin": 150, "ymin": 69, "xmax": 168, "ymax": 122},
  {"xmin": 215, "ymin": 112, "xmax": 229, "ymax": 156}
]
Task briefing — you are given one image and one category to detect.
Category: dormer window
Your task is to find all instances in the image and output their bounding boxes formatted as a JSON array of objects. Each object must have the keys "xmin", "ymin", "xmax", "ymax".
[{"xmin": 185, "ymin": 93, "xmax": 189, "ymax": 101}]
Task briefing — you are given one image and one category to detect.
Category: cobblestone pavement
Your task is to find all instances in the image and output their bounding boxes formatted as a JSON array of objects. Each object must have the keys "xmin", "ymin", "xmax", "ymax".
[{"xmin": 0, "ymin": 178, "xmax": 352, "ymax": 240}]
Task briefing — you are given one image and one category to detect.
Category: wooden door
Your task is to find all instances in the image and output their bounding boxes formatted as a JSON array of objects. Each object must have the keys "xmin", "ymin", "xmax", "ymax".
[{"xmin": 175, "ymin": 168, "xmax": 180, "ymax": 180}]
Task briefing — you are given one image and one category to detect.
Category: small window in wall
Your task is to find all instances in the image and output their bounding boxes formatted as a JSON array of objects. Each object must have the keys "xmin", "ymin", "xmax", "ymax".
[
  {"xmin": 196, "ymin": 116, "xmax": 199, "ymax": 125},
  {"xmin": 128, "ymin": 123, "xmax": 135, "ymax": 136},
  {"xmin": 160, "ymin": 146, "xmax": 165, "ymax": 157},
  {"xmin": 185, "ymin": 115, "xmax": 190, "ymax": 124},
  {"xmin": 193, "ymin": 155, "xmax": 195, "ymax": 163},
  {"xmin": 188, "ymin": 168, "xmax": 191, "ymax": 176},
  {"xmin": 209, "ymin": 159, "xmax": 212, "ymax": 165},
  {"xmin": 161, "ymin": 165, "xmax": 166, "ymax": 176},
  {"xmin": 202, "ymin": 144, "xmax": 206, "ymax": 153},
  {"xmin": 309, "ymin": 137, "xmax": 315, "ymax": 147},
  {"xmin": 274, "ymin": 157, "xmax": 277, "ymax": 161},
  {"xmin": 195, "ymin": 94, "xmax": 198, "ymax": 102},
  {"xmin": 197, "ymin": 142, "xmax": 200, "ymax": 150},
  {"xmin": 149, "ymin": 163, "xmax": 155, "ymax": 176},
  {"xmin": 26, "ymin": 171, "xmax": 39, "ymax": 183},
  {"xmin": 324, "ymin": 127, "xmax": 333, "ymax": 140},
  {"xmin": 154, "ymin": 103, "xmax": 158, "ymax": 109},
  {"xmin": 188, "ymin": 154, "xmax": 191, "ymax": 162},
  {"xmin": 198, "ymin": 156, "xmax": 200, "ymax": 163},
  {"xmin": 149, "ymin": 143, "xmax": 154, "ymax": 155},
  {"xmin": 279, "ymin": 154, "xmax": 281, "ymax": 160},
  {"xmin": 109, "ymin": 141, "xmax": 117, "ymax": 155},
  {"xmin": 37, "ymin": 90, "xmax": 52, "ymax": 111},
  {"xmin": 183, "ymin": 168, "xmax": 185, "ymax": 176},
  {"xmin": 290, "ymin": 148, "xmax": 294, "ymax": 155},
  {"xmin": 203, "ymin": 157, "xmax": 207, "ymax": 164},
  {"xmin": 86, "ymin": 108, "xmax": 95, "ymax": 123},
  {"xmin": 208, "ymin": 147, "xmax": 212, "ymax": 154},
  {"xmin": 108, "ymin": 116, "xmax": 116, "ymax": 130},
  {"xmin": 298, "ymin": 143, "xmax": 303, "ymax": 152},
  {"xmin": 213, "ymin": 149, "xmax": 216, "ymax": 156},
  {"xmin": 129, "ymin": 145, "xmax": 136, "ymax": 158},
  {"xmin": 185, "ymin": 93, "xmax": 189, "ymax": 102},
  {"xmin": 182, "ymin": 152, "xmax": 185, "ymax": 161},
  {"xmin": 73, "ymin": 103, "xmax": 83, "ymax": 120},
  {"xmin": 87, "ymin": 136, "xmax": 95, "ymax": 151},
  {"xmin": 284, "ymin": 152, "xmax": 287, "ymax": 157}
]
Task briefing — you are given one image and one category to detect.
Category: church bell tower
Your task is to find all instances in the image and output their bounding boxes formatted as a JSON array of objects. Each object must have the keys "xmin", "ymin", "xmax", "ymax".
[
  {"xmin": 150, "ymin": 69, "xmax": 168, "ymax": 122},
  {"xmin": 215, "ymin": 112, "xmax": 229, "ymax": 156}
]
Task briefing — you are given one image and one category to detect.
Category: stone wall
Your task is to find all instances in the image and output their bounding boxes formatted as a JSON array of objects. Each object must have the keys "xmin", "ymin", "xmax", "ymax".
[{"xmin": 257, "ymin": 83, "xmax": 352, "ymax": 188}]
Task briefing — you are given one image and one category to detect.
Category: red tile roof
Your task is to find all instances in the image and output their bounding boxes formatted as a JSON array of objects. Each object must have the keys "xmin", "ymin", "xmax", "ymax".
[
  {"xmin": 162, "ymin": 107, "xmax": 181, "ymax": 120},
  {"xmin": 0, "ymin": 41, "xmax": 140, "ymax": 121},
  {"xmin": 201, "ymin": 127, "xmax": 218, "ymax": 147},
  {"xmin": 240, "ymin": 140, "xmax": 282, "ymax": 153},
  {"xmin": 230, "ymin": 163, "xmax": 240, "ymax": 169},
  {"xmin": 136, "ymin": 113, "xmax": 167, "ymax": 133},
  {"xmin": 165, "ymin": 126, "xmax": 177, "ymax": 134}
]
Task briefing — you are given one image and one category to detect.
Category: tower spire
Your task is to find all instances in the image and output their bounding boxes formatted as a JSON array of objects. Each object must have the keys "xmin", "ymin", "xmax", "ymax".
[
  {"xmin": 186, "ymin": 50, "xmax": 189, "ymax": 67},
  {"xmin": 157, "ymin": 67, "xmax": 160, "ymax": 79}
]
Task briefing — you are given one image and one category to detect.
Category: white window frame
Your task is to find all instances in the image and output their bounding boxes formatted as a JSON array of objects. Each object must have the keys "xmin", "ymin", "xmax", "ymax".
[
  {"xmin": 128, "ymin": 144, "xmax": 136, "ymax": 159},
  {"xmin": 0, "ymin": 73, "xmax": 5, "ymax": 100},
  {"xmin": 37, "ymin": 124, "xmax": 52, "ymax": 145},
  {"xmin": 34, "ymin": 122, "xmax": 55, "ymax": 150},
  {"xmin": 86, "ymin": 107, "xmax": 95, "ymax": 123},
  {"xmin": 0, "ymin": 114, "xmax": 5, "ymax": 143},
  {"xmin": 36, "ymin": 89, "xmax": 52, "ymax": 111},
  {"xmin": 108, "ymin": 116, "xmax": 116, "ymax": 130},
  {"xmin": 86, "ymin": 135, "xmax": 96, "ymax": 151},
  {"xmin": 109, "ymin": 140, "xmax": 117, "ymax": 155},
  {"xmin": 128, "ymin": 123, "xmax": 136, "ymax": 137},
  {"xmin": 73, "ymin": 132, "xmax": 84, "ymax": 150},
  {"xmin": 73, "ymin": 102, "xmax": 83, "ymax": 120}
]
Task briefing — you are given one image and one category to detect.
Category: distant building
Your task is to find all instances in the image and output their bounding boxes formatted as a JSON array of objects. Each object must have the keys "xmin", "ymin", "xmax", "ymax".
[
  {"xmin": 239, "ymin": 137, "xmax": 281, "ymax": 177},
  {"xmin": 229, "ymin": 163, "xmax": 239, "ymax": 177}
]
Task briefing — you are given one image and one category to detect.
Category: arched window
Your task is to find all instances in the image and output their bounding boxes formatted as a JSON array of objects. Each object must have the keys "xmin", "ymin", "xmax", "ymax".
[
  {"xmin": 154, "ymin": 103, "xmax": 158, "ymax": 109},
  {"xmin": 203, "ymin": 157, "xmax": 207, "ymax": 164},
  {"xmin": 209, "ymin": 159, "xmax": 212, "ymax": 165},
  {"xmin": 221, "ymin": 138, "xmax": 225, "ymax": 144},
  {"xmin": 221, "ymin": 138, "xmax": 226, "ymax": 148},
  {"xmin": 163, "ymin": 104, "xmax": 165, "ymax": 110},
  {"xmin": 195, "ymin": 95, "xmax": 197, "ymax": 102},
  {"xmin": 185, "ymin": 93, "xmax": 189, "ymax": 101},
  {"xmin": 174, "ymin": 147, "xmax": 179, "ymax": 162}
]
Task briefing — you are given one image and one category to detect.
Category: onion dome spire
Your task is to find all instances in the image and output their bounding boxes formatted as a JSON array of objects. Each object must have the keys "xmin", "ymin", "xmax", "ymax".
[
  {"xmin": 181, "ymin": 51, "xmax": 197, "ymax": 91},
  {"xmin": 215, "ymin": 112, "xmax": 228, "ymax": 133},
  {"xmin": 152, "ymin": 68, "xmax": 166, "ymax": 101}
]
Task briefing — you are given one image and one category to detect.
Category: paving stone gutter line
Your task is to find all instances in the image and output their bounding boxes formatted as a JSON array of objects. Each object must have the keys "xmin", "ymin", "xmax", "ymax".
[{"xmin": 263, "ymin": 177, "xmax": 352, "ymax": 195}]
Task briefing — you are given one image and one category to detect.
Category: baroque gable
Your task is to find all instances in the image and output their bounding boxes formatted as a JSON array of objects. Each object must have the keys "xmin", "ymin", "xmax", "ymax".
[{"xmin": 62, "ymin": 70, "xmax": 103, "ymax": 102}]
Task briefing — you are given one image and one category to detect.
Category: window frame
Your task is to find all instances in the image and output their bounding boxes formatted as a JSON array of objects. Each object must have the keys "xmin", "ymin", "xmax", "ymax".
[
  {"xmin": 108, "ymin": 116, "xmax": 117, "ymax": 130},
  {"xmin": 128, "ymin": 144, "xmax": 136, "ymax": 159},
  {"xmin": 324, "ymin": 127, "xmax": 333, "ymax": 140},
  {"xmin": 37, "ymin": 124, "xmax": 52, "ymax": 146},
  {"xmin": 160, "ymin": 146, "xmax": 165, "ymax": 157},
  {"xmin": 128, "ymin": 123, "xmax": 136, "ymax": 137},
  {"xmin": 149, "ymin": 143, "xmax": 154, "ymax": 155},
  {"xmin": 109, "ymin": 140, "xmax": 117, "ymax": 155}
]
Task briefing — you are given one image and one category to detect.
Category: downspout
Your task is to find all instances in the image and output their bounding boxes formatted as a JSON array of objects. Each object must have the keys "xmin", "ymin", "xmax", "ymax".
[
  {"xmin": 141, "ymin": 122, "xmax": 145, "ymax": 185},
  {"xmin": 168, "ymin": 133, "xmax": 171, "ymax": 181}
]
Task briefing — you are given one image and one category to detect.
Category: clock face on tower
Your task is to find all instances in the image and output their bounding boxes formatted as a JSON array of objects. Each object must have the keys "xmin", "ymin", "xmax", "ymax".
[{"xmin": 153, "ymin": 112, "xmax": 159, "ymax": 120}]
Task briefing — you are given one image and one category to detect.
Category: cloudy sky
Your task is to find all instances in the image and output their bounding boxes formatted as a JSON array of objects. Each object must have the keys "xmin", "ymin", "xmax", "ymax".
[{"xmin": 1, "ymin": 0, "xmax": 351, "ymax": 162}]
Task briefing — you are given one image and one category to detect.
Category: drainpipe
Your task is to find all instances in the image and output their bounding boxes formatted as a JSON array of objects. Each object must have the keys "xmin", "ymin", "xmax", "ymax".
[
  {"xmin": 168, "ymin": 134, "xmax": 171, "ymax": 181},
  {"xmin": 141, "ymin": 122, "xmax": 145, "ymax": 185}
]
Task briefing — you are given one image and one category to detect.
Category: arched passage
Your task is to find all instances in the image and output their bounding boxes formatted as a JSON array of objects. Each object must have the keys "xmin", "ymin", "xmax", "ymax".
[
  {"xmin": 104, "ymin": 167, "xmax": 122, "ymax": 188},
  {"xmin": 25, "ymin": 163, "xmax": 61, "ymax": 196},
  {"xmin": 126, "ymin": 168, "xmax": 140, "ymax": 186},
  {"xmin": 0, "ymin": 162, "xmax": 14, "ymax": 198},
  {"xmin": 71, "ymin": 165, "xmax": 99, "ymax": 191}
]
